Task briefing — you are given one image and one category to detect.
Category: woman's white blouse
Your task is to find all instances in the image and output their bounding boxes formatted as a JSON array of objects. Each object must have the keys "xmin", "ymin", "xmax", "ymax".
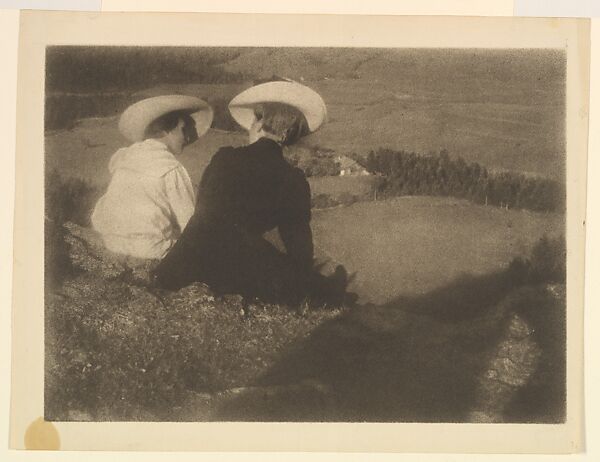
[{"xmin": 91, "ymin": 139, "xmax": 195, "ymax": 259}]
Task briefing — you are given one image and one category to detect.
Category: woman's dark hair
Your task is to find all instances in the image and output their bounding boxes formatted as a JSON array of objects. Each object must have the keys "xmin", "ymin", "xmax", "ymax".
[
  {"xmin": 254, "ymin": 102, "xmax": 309, "ymax": 146},
  {"xmin": 144, "ymin": 110, "xmax": 191, "ymax": 139}
]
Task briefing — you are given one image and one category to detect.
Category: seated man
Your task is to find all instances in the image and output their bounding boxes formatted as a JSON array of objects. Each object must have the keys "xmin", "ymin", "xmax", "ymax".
[
  {"xmin": 154, "ymin": 80, "xmax": 351, "ymax": 306},
  {"xmin": 91, "ymin": 95, "xmax": 213, "ymax": 260}
]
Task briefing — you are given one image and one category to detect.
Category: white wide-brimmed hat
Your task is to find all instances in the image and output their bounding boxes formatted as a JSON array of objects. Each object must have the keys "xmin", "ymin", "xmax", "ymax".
[
  {"xmin": 228, "ymin": 80, "xmax": 327, "ymax": 133},
  {"xmin": 119, "ymin": 95, "xmax": 213, "ymax": 142}
]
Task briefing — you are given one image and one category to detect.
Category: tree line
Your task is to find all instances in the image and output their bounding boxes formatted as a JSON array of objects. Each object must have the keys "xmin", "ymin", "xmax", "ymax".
[
  {"xmin": 363, "ymin": 148, "xmax": 564, "ymax": 213},
  {"xmin": 46, "ymin": 46, "xmax": 248, "ymax": 93}
]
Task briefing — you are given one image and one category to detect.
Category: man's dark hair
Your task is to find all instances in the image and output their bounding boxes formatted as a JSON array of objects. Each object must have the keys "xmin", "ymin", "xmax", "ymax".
[
  {"xmin": 254, "ymin": 102, "xmax": 309, "ymax": 146},
  {"xmin": 144, "ymin": 110, "xmax": 191, "ymax": 139}
]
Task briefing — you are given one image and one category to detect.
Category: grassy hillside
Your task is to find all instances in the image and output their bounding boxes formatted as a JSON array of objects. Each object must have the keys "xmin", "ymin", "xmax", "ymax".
[
  {"xmin": 46, "ymin": 46, "xmax": 248, "ymax": 93},
  {"xmin": 221, "ymin": 48, "xmax": 566, "ymax": 180},
  {"xmin": 311, "ymin": 196, "xmax": 563, "ymax": 304},
  {"xmin": 46, "ymin": 219, "xmax": 566, "ymax": 422},
  {"xmin": 44, "ymin": 173, "xmax": 566, "ymax": 422},
  {"xmin": 309, "ymin": 176, "xmax": 375, "ymax": 197},
  {"xmin": 45, "ymin": 47, "xmax": 565, "ymax": 180}
]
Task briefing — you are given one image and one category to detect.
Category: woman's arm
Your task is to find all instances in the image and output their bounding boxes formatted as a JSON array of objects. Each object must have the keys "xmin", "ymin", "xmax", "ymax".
[
  {"xmin": 278, "ymin": 169, "xmax": 314, "ymax": 272},
  {"xmin": 165, "ymin": 166, "xmax": 195, "ymax": 234}
]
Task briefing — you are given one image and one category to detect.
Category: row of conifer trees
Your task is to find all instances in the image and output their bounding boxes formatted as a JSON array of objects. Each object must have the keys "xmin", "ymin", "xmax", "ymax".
[{"xmin": 363, "ymin": 148, "xmax": 563, "ymax": 212}]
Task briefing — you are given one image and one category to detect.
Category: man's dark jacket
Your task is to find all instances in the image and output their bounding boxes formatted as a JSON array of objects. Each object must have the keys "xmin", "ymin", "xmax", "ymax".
[{"xmin": 154, "ymin": 138, "xmax": 314, "ymax": 303}]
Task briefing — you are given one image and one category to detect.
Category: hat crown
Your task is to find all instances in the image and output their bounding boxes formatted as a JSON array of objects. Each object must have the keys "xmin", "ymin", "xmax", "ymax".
[
  {"xmin": 228, "ymin": 80, "xmax": 327, "ymax": 133},
  {"xmin": 119, "ymin": 95, "xmax": 213, "ymax": 143}
]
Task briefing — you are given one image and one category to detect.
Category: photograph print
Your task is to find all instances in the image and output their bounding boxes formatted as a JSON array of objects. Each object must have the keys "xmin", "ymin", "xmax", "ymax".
[{"xmin": 44, "ymin": 44, "xmax": 570, "ymax": 424}]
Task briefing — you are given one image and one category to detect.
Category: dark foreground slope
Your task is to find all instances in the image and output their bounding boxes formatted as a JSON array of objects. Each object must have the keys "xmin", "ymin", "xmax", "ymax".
[{"xmin": 45, "ymin": 219, "xmax": 565, "ymax": 423}]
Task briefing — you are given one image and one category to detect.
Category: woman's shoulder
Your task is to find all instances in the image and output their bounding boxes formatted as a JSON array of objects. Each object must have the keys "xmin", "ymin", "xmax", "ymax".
[
  {"xmin": 210, "ymin": 145, "xmax": 240, "ymax": 162},
  {"xmin": 211, "ymin": 141, "xmax": 280, "ymax": 165}
]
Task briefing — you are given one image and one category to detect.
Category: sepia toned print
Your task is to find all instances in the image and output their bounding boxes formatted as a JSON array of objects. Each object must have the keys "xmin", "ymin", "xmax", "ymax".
[
  {"xmin": 44, "ymin": 45, "xmax": 568, "ymax": 423},
  {"xmin": 11, "ymin": 11, "xmax": 588, "ymax": 452}
]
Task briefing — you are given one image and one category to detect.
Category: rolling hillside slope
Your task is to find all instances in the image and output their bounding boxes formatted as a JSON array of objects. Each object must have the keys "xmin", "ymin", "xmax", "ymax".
[
  {"xmin": 46, "ymin": 47, "xmax": 566, "ymax": 180},
  {"xmin": 311, "ymin": 196, "xmax": 563, "ymax": 304}
]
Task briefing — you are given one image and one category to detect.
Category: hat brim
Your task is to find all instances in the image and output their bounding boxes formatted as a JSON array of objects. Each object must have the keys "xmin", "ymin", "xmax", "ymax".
[
  {"xmin": 119, "ymin": 95, "xmax": 213, "ymax": 143},
  {"xmin": 228, "ymin": 81, "xmax": 327, "ymax": 133}
]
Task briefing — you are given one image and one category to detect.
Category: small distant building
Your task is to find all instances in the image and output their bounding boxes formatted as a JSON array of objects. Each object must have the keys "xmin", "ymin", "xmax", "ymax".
[{"xmin": 335, "ymin": 155, "xmax": 370, "ymax": 177}]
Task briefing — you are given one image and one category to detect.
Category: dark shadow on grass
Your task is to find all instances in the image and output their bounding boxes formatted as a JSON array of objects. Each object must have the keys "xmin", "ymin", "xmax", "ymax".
[
  {"xmin": 215, "ymin": 266, "xmax": 532, "ymax": 422},
  {"xmin": 221, "ymin": 271, "xmax": 515, "ymax": 422},
  {"xmin": 502, "ymin": 286, "xmax": 567, "ymax": 423}
]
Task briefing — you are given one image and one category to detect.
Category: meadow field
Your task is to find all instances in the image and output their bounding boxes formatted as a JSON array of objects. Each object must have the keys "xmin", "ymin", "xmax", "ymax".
[
  {"xmin": 311, "ymin": 196, "xmax": 563, "ymax": 304},
  {"xmin": 46, "ymin": 47, "xmax": 565, "ymax": 182}
]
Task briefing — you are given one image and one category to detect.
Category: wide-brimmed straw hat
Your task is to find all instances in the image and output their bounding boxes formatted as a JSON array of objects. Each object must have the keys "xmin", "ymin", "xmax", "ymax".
[
  {"xmin": 119, "ymin": 95, "xmax": 213, "ymax": 142},
  {"xmin": 228, "ymin": 80, "xmax": 327, "ymax": 133}
]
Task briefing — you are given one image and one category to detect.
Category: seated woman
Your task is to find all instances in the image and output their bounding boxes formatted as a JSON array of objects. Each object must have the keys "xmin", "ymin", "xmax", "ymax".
[
  {"xmin": 91, "ymin": 95, "xmax": 213, "ymax": 260},
  {"xmin": 154, "ymin": 80, "xmax": 352, "ymax": 306}
]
